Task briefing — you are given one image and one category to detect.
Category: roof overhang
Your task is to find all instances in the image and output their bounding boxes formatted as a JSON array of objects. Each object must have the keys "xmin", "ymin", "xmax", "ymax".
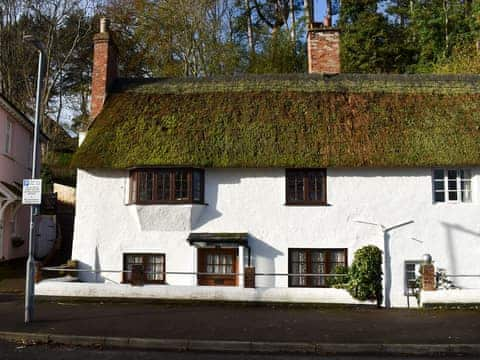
[
  {"xmin": 187, "ymin": 233, "xmax": 248, "ymax": 247},
  {"xmin": 0, "ymin": 94, "xmax": 49, "ymax": 143},
  {"xmin": 0, "ymin": 181, "xmax": 21, "ymax": 200}
]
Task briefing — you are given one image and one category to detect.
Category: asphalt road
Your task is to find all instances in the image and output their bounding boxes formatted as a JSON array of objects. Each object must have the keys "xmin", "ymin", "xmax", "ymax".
[
  {"xmin": 0, "ymin": 341, "xmax": 476, "ymax": 360},
  {"xmin": 1, "ymin": 294, "xmax": 480, "ymax": 344}
]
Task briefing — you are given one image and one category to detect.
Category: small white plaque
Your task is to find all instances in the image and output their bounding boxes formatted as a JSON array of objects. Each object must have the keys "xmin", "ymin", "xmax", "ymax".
[{"xmin": 22, "ymin": 179, "xmax": 42, "ymax": 205}]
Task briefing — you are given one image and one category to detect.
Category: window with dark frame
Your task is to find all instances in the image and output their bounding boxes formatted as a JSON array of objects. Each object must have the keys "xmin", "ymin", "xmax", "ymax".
[
  {"xmin": 288, "ymin": 248, "xmax": 347, "ymax": 288},
  {"xmin": 197, "ymin": 248, "xmax": 238, "ymax": 286},
  {"xmin": 123, "ymin": 253, "xmax": 165, "ymax": 284},
  {"xmin": 130, "ymin": 168, "xmax": 204, "ymax": 204},
  {"xmin": 286, "ymin": 169, "xmax": 327, "ymax": 205}
]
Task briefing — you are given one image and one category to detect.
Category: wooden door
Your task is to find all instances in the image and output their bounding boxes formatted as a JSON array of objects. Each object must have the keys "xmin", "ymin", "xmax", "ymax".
[{"xmin": 198, "ymin": 248, "xmax": 238, "ymax": 286}]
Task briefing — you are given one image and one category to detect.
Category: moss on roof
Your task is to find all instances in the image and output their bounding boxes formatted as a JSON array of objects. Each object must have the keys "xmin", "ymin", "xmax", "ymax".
[{"xmin": 72, "ymin": 74, "xmax": 480, "ymax": 169}]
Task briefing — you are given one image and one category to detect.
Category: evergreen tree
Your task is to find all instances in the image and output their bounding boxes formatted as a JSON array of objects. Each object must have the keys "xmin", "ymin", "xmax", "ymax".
[{"xmin": 340, "ymin": 0, "xmax": 415, "ymax": 72}]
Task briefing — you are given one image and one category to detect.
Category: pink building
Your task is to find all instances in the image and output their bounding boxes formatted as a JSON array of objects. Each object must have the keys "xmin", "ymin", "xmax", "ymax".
[{"xmin": 0, "ymin": 94, "xmax": 35, "ymax": 261}]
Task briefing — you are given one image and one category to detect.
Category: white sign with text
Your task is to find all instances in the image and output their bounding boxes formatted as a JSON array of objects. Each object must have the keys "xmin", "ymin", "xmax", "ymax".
[{"xmin": 22, "ymin": 179, "xmax": 42, "ymax": 205}]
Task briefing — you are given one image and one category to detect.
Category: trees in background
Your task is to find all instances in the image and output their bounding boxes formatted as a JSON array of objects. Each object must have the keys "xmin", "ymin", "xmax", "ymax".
[
  {"xmin": 341, "ymin": 0, "xmax": 480, "ymax": 73},
  {"xmin": 1, "ymin": 0, "xmax": 480, "ymax": 136},
  {"xmin": 0, "ymin": 0, "xmax": 98, "ymax": 134}
]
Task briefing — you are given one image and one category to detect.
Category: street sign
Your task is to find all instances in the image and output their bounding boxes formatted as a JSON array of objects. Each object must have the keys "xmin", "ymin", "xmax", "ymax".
[{"xmin": 22, "ymin": 179, "xmax": 42, "ymax": 205}]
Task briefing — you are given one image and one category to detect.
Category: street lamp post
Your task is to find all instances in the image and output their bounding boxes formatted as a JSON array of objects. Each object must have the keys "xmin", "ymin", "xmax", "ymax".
[{"xmin": 23, "ymin": 34, "xmax": 46, "ymax": 324}]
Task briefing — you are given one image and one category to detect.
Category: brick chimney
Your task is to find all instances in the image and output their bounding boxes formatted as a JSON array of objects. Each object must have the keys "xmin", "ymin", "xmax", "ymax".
[
  {"xmin": 90, "ymin": 17, "xmax": 118, "ymax": 120},
  {"xmin": 307, "ymin": 12, "xmax": 340, "ymax": 74}
]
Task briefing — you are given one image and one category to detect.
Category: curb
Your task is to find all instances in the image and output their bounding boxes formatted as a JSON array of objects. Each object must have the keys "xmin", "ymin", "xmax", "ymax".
[{"xmin": 1, "ymin": 331, "xmax": 480, "ymax": 356}]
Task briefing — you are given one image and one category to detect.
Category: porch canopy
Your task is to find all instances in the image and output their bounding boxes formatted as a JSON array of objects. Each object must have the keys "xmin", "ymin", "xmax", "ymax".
[
  {"xmin": 187, "ymin": 233, "xmax": 248, "ymax": 248},
  {"xmin": 187, "ymin": 232, "xmax": 251, "ymax": 267},
  {"xmin": 0, "ymin": 181, "xmax": 22, "ymax": 220}
]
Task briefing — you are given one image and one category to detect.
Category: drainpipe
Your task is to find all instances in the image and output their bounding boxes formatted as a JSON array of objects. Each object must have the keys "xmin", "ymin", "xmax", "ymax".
[{"xmin": 246, "ymin": 245, "xmax": 251, "ymax": 267}]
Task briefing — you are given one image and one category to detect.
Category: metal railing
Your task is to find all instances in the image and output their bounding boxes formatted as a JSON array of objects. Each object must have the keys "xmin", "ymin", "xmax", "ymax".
[{"xmin": 40, "ymin": 267, "xmax": 348, "ymax": 278}]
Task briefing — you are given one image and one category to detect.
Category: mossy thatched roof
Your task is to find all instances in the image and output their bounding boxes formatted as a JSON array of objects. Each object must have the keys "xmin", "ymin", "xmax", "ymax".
[{"xmin": 72, "ymin": 74, "xmax": 480, "ymax": 169}]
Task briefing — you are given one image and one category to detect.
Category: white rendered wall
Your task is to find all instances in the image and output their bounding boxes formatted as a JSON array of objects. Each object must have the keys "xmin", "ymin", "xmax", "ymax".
[{"xmin": 72, "ymin": 168, "xmax": 480, "ymax": 307}]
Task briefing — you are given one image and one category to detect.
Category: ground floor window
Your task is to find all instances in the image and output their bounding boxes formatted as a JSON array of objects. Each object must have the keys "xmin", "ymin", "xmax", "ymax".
[
  {"xmin": 123, "ymin": 253, "xmax": 165, "ymax": 284},
  {"xmin": 405, "ymin": 261, "xmax": 421, "ymax": 295},
  {"xmin": 288, "ymin": 248, "xmax": 347, "ymax": 288},
  {"xmin": 197, "ymin": 248, "xmax": 238, "ymax": 286}
]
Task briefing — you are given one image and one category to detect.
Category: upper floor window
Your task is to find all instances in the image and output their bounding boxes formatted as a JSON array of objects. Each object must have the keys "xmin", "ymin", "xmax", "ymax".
[
  {"xmin": 433, "ymin": 169, "xmax": 471, "ymax": 203},
  {"xmin": 130, "ymin": 168, "xmax": 204, "ymax": 204},
  {"xmin": 4, "ymin": 119, "xmax": 13, "ymax": 155},
  {"xmin": 286, "ymin": 169, "xmax": 326, "ymax": 205}
]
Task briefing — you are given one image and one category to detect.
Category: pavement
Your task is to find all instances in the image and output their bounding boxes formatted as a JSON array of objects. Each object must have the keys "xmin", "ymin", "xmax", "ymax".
[{"xmin": 0, "ymin": 293, "xmax": 480, "ymax": 356}]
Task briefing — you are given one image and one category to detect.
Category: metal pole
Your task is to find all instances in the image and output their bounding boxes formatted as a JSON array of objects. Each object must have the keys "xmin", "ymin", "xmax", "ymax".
[{"xmin": 24, "ymin": 40, "xmax": 45, "ymax": 324}]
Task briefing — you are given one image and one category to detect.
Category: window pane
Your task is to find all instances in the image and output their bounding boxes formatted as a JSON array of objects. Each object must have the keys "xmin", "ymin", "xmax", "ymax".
[
  {"xmin": 156, "ymin": 170, "xmax": 171, "ymax": 201},
  {"xmin": 447, "ymin": 170, "xmax": 457, "ymax": 201},
  {"xmin": 461, "ymin": 190, "xmax": 472, "ymax": 203},
  {"xmin": 193, "ymin": 170, "xmax": 202, "ymax": 202},
  {"xmin": 139, "ymin": 172, "xmax": 154, "ymax": 201},
  {"xmin": 460, "ymin": 169, "xmax": 471, "ymax": 181},
  {"xmin": 330, "ymin": 250, "xmax": 345, "ymax": 265},
  {"xmin": 433, "ymin": 180, "xmax": 444, "ymax": 191},
  {"xmin": 124, "ymin": 255, "xmax": 143, "ymax": 282},
  {"xmin": 146, "ymin": 255, "xmax": 165, "ymax": 281},
  {"xmin": 448, "ymin": 180, "xmax": 457, "ymax": 192},
  {"xmin": 308, "ymin": 171, "xmax": 325, "ymax": 202},
  {"xmin": 449, "ymin": 191, "xmax": 458, "ymax": 201},
  {"xmin": 175, "ymin": 170, "xmax": 189, "ymax": 200},
  {"xmin": 311, "ymin": 250, "xmax": 326, "ymax": 287},
  {"xmin": 433, "ymin": 169, "xmax": 444, "ymax": 180},
  {"xmin": 290, "ymin": 250, "xmax": 307, "ymax": 286},
  {"xmin": 287, "ymin": 172, "xmax": 305, "ymax": 202},
  {"xmin": 461, "ymin": 170, "xmax": 472, "ymax": 203},
  {"xmin": 434, "ymin": 192, "xmax": 445, "ymax": 202}
]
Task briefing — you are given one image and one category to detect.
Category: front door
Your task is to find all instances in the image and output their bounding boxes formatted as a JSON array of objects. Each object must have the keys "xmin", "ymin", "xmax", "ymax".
[{"xmin": 198, "ymin": 248, "xmax": 238, "ymax": 286}]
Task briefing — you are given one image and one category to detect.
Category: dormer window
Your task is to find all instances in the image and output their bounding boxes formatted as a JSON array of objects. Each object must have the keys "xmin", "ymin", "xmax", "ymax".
[{"xmin": 130, "ymin": 168, "xmax": 204, "ymax": 204}]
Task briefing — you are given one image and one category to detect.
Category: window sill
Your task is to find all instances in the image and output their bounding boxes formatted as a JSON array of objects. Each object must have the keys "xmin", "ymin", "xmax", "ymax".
[
  {"xmin": 288, "ymin": 285, "xmax": 333, "ymax": 288},
  {"xmin": 432, "ymin": 201, "xmax": 474, "ymax": 205},
  {"xmin": 284, "ymin": 202, "xmax": 330, "ymax": 207},
  {"xmin": 121, "ymin": 281, "xmax": 166, "ymax": 285},
  {"xmin": 127, "ymin": 202, "xmax": 208, "ymax": 206}
]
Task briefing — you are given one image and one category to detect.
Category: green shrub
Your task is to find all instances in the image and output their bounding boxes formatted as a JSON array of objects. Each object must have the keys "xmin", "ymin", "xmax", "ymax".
[
  {"xmin": 326, "ymin": 264, "xmax": 350, "ymax": 288},
  {"xmin": 345, "ymin": 245, "xmax": 383, "ymax": 306}
]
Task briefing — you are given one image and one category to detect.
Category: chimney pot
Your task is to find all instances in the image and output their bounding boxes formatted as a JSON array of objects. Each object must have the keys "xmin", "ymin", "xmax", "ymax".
[
  {"xmin": 100, "ymin": 17, "xmax": 109, "ymax": 33},
  {"xmin": 324, "ymin": 16, "xmax": 331, "ymax": 28}
]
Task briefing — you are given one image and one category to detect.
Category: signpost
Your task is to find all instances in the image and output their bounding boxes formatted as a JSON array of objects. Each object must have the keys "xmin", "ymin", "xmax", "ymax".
[{"xmin": 23, "ymin": 34, "xmax": 46, "ymax": 324}]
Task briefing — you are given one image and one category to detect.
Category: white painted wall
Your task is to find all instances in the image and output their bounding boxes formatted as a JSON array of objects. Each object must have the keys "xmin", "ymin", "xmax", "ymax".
[
  {"xmin": 71, "ymin": 168, "xmax": 480, "ymax": 307},
  {"xmin": 36, "ymin": 279, "xmax": 374, "ymax": 305},
  {"xmin": 421, "ymin": 289, "xmax": 480, "ymax": 306}
]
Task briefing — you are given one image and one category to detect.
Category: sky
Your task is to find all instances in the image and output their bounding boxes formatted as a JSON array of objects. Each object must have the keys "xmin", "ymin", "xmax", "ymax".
[{"xmin": 313, "ymin": 1, "xmax": 339, "ymax": 25}]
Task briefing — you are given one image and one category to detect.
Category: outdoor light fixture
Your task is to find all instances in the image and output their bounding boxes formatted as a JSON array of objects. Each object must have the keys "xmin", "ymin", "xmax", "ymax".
[{"xmin": 422, "ymin": 253, "xmax": 432, "ymax": 265}]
